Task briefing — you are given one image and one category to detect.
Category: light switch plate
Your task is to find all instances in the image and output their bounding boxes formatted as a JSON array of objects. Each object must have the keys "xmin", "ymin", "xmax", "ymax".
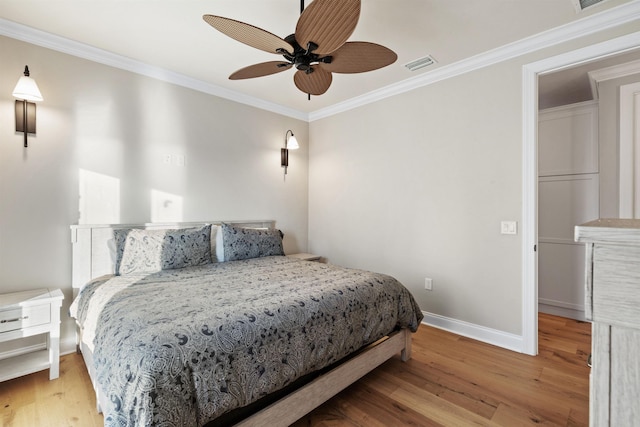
[{"xmin": 501, "ymin": 221, "xmax": 518, "ymax": 235}]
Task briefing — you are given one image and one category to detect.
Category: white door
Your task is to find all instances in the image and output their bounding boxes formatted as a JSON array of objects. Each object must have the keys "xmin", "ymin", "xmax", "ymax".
[{"xmin": 538, "ymin": 101, "xmax": 599, "ymax": 320}]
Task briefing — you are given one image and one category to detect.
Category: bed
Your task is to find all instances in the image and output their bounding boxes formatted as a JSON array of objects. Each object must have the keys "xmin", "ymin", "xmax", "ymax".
[{"xmin": 69, "ymin": 220, "xmax": 423, "ymax": 426}]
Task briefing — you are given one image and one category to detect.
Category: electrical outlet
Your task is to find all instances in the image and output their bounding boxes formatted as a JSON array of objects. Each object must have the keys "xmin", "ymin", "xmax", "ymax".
[{"xmin": 424, "ymin": 278, "xmax": 433, "ymax": 291}]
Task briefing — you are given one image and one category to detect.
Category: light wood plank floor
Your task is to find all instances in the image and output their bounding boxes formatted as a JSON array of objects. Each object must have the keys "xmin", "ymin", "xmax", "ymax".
[{"xmin": 1, "ymin": 313, "xmax": 590, "ymax": 426}]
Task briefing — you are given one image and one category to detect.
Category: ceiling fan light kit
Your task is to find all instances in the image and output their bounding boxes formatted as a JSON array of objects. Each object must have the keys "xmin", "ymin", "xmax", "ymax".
[{"xmin": 203, "ymin": 0, "xmax": 397, "ymax": 99}]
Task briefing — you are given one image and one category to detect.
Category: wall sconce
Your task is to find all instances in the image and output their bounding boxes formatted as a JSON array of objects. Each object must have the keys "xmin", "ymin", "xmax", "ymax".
[
  {"xmin": 281, "ymin": 129, "xmax": 299, "ymax": 175},
  {"xmin": 12, "ymin": 65, "xmax": 43, "ymax": 148}
]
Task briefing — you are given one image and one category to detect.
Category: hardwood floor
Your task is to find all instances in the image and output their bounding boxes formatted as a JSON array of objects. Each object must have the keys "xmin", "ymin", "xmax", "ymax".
[
  {"xmin": 0, "ymin": 313, "xmax": 590, "ymax": 426},
  {"xmin": 295, "ymin": 313, "xmax": 591, "ymax": 426}
]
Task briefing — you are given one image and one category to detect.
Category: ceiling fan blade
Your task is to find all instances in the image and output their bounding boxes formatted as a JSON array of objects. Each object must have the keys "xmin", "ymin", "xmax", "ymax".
[
  {"xmin": 319, "ymin": 42, "xmax": 397, "ymax": 74},
  {"xmin": 295, "ymin": 0, "xmax": 360, "ymax": 55},
  {"xmin": 294, "ymin": 67, "xmax": 332, "ymax": 95},
  {"xmin": 203, "ymin": 15, "xmax": 294, "ymax": 55},
  {"xmin": 229, "ymin": 62, "xmax": 293, "ymax": 80}
]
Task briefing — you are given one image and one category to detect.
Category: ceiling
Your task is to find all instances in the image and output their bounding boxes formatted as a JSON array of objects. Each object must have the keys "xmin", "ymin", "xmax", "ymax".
[
  {"xmin": 0, "ymin": 0, "xmax": 636, "ymax": 114},
  {"xmin": 539, "ymin": 49, "xmax": 640, "ymax": 109}
]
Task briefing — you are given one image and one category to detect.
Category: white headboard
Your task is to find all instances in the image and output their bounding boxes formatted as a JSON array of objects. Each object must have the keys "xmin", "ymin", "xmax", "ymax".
[{"xmin": 70, "ymin": 220, "xmax": 276, "ymax": 293}]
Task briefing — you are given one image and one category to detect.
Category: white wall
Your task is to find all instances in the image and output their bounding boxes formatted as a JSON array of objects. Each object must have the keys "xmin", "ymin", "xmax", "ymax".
[
  {"xmin": 0, "ymin": 36, "xmax": 309, "ymax": 353},
  {"xmin": 309, "ymin": 62, "xmax": 523, "ymax": 334},
  {"xmin": 308, "ymin": 23, "xmax": 640, "ymax": 341}
]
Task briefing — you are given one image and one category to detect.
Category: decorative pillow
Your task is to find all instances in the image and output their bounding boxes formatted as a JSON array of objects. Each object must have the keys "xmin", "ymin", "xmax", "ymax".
[
  {"xmin": 221, "ymin": 223, "xmax": 284, "ymax": 261},
  {"xmin": 117, "ymin": 225, "xmax": 212, "ymax": 275}
]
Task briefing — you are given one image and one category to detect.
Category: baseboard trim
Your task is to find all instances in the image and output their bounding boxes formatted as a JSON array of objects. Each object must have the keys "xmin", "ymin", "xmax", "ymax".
[
  {"xmin": 0, "ymin": 337, "xmax": 78, "ymax": 360},
  {"xmin": 61, "ymin": 337, "xmax": 78, "ymax": 356},
  {"xmin": 539, "ymin": 302, "xmax": 587, "ymax": 322},
  {"xmin": 538, "ymin": 298, "xmax": 584, "ymax": 312},
  {"xmin": 0, "ymin": 343, "xmax": 46, "ymax": 360},
  {"xmin": 422, "ymin": 311, "xmax": 524, "ymax": 353}
]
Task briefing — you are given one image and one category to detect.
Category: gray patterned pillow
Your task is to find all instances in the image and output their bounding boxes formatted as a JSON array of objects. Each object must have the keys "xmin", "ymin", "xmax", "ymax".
[
  {"xmin": 221, "ymin": 223, "xmax": 284, "ymax": 261},
  {"xmin": 117, "ymin": 225, "xmax": 212, "ymax": 275}
]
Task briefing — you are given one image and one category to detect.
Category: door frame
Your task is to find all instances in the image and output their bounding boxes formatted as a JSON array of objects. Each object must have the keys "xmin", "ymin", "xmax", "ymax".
[
  {"xmin": 619, "ymin": 81, "xmax": 640, "ymax": 218},
  {"xmin": 521, "ymin": 31, "xmax": 640, "ymax": 355}
]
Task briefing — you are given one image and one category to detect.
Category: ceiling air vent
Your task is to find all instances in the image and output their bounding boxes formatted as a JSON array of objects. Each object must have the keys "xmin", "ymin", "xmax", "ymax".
[
  {"xmin": 404, "ymin": 55, "xmax": 437, "ymax": 72},
  {"xmin": 571, "ymin": 0, "xmax": 605, "ymax": 12}
]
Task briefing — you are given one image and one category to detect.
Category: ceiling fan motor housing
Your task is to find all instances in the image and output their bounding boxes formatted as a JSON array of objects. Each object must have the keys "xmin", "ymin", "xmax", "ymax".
[{"xmin": 283, "ymin": 35, "xmax": 331, "ymax": 73}]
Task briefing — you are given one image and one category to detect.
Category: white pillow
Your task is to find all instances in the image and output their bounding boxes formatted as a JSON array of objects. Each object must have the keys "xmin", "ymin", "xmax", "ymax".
[
  {"xmin": 215, "ymin": 225, "xmax": 225, "ymax": 262},
  {"xmin": 209, "ymin": 224, "xmax": 221, "ymax": 263}
]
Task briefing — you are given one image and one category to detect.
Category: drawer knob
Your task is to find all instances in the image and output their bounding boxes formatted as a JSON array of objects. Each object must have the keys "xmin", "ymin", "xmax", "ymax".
[{"xmin": 0, "ymin": 316, "xmax": 29, "ymax": 324}]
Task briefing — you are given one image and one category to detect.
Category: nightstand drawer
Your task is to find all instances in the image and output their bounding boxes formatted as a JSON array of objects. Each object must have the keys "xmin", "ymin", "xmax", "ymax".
[{"xmin": 0, "ymin": 304, "xmax": 51, "ymax": 333}]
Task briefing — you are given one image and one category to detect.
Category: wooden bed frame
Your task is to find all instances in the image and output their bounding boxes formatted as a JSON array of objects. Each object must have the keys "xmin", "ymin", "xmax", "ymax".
[{"xmin": 70, "ymin": 220, "xmax": 412, "ymax": 426}]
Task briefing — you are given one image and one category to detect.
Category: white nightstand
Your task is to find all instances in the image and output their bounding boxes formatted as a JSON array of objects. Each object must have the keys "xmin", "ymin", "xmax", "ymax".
[
  {"xmin": 0, "ymin": 288, "xmax": 64, "ymax": 382},
  {"xmin": 287, "ymin": 253, "xmax": 322, "ymax": 262}
]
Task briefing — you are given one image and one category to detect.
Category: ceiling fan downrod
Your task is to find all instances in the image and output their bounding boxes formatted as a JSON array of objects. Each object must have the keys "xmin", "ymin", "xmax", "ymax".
[{"xmin": 298, "ymin": 0, "xmax": 327, "ymax": 100}]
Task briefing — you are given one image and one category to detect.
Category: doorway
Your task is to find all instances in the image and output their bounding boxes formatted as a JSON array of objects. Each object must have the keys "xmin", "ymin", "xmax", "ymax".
[
  {"xmin": 521, "ymin": 31, "xmax": 640, "ymax": 356},
  {"xmin": 537, "ymin": 101, "xmax": 600, "ymax": 322}
]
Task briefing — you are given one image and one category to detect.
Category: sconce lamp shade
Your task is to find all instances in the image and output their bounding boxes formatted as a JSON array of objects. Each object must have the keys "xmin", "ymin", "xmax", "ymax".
[
  {"xmin": 12, "ymin": 66, "xmax": 43, "ymax": 102},
  {"xmin": 287, "ymin": 133, "xmax": 299, "ymax": 150}
]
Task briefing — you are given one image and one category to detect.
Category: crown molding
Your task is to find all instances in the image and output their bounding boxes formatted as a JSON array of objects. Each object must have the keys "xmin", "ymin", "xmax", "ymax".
[
  {"xmin": 2, "ymin": 0, "xmax": 640, "ymax": 123},
  {"xmin": 309, "ymin": 0, "xmax": 640, "ymax": 121},
  {"xmin": 0, "ymin": 18, "xmax": 309, "ymax": 122},
  {"xmin": 588, "ymin": 58, "xmax": 640, "ymax": 99}
]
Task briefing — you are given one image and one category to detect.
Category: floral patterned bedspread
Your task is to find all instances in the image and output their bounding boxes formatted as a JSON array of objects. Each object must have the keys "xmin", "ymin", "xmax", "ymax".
[{"xmin": 70, "ymin": 256, "xmax": 423, "ymax": 426}]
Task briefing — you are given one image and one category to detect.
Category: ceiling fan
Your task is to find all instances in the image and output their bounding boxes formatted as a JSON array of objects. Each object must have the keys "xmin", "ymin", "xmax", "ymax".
[{"xmin": 203, "ymin": 0, "xmax": 397, "ymax": 99}]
